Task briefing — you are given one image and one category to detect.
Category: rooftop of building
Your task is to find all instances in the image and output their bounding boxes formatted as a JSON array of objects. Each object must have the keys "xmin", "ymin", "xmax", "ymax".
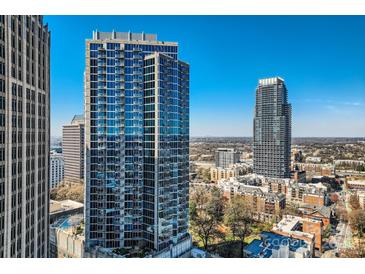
[
  {"xmin": 347, "ymin": 179, "xmax": 365, "ymax": 185},
  {"xmin": 71, "ymin": 114, "xmax": 84, "ymax": 125},
  {"xmin": 218, "ymin": 176, "xmax": 285, "ymax": 201},
  {"xmin": 291, "ymin": 170, "xmax": 306, "ymax": 175},
  {"xmin": 51, "ymin": 213, "xmax": 84, "ymax": 237},
  {"xmin": 217, "ymin": 175, "xmax": 264, "ymax": 190},
  {"xmin": 273, "ymin": 215, "xmax": 303, "ymax": 232},
  {"xmin": 258, "ymin": 77, "xmax": 285, "ymax": 86},
  {"xmin": 272, "ymin": 215, "xmax": 319, "ymax": 238},
  {"xmin": 50, "ymin": 150, "xmax": 63, "ymax": 157},
  {"xmin": 50, "ymin": 199, "xmax": 84, "ymax": 215},
  {"xmin": 216, "ymin": 148, "xmax": 239, "ymax": 152},
  {"xmin": 289, "ymin": 181, "xmax": 327, "ymax": 194},
  {"xmin": 89, "ymin": 31, "xmax": 177, "ymax": 46},
  {"xmin": 262, "ymin": 176, "xmax": 292, "ymax": 184},
  {"xmin": 244, "ymin": 231, "xmax": 309, "ymax": 258},
  {"xmin": 212, "ymin": 162, "xmax": 251, "ymax": 170},
  {"xmin": 299, "ymin": 205, "xmax": 332, "ymax": 219}
]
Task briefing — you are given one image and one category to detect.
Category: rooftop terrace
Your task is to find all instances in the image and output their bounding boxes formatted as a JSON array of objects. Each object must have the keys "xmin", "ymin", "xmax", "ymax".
[{"xmin": 244, "ymin": 231, "xmax": 309, "ymax": 258}]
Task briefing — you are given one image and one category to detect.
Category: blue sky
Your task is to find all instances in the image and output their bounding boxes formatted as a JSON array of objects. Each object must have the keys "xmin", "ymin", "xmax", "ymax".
[{"xmin": 45, "ymin": 16, "xmax": 365, "ymax": 137}]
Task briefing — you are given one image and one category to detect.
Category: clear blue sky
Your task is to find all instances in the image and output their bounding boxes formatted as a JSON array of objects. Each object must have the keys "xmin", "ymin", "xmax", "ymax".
[{"xmin": 45, "ymin": 16, "xmax": 365, "ymax": 138}]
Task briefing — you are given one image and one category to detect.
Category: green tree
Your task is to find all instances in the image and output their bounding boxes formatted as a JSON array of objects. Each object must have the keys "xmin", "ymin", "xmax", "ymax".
[
  {"xmin": 323, "ymin": 224, "xmax": 332, "ymax": 239},
  {"xmin": 190, "ymin": 186, "xmax": 225, "ymax": 250},
  {"xmin": 224, "ymin": 195, "xmax": 253, "ymax": 257}
]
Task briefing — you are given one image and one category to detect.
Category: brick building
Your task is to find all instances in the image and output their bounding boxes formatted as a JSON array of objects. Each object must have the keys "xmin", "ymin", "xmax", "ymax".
[{"xmin": 272, "ymin": 215, "xmax": 323, "ymax": 252}]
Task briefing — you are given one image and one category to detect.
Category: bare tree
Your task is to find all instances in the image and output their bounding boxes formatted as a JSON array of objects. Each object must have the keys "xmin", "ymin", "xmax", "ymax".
[
  {"xmin": 349, "ymin": 194, "xmax": 361, "ymax": 210},
  {"xmin": 349, "ymin": 209, "xmax": 365, "ymax": 238},
  {"xmin": 224, "ymin": 195, "xmax": 253, "ymax": 257},
  {"xmin": 190, "ymin": 186, "xmax": 225, "ymax": 250},
  {"xmin": 340, "ymin": 239, "xmax": 365, "ymax": 258}
]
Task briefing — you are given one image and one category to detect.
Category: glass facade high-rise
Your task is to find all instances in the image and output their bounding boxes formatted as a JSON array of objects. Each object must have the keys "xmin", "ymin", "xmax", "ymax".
[
  {"xmin": 0, "ymin": 16, "xmax": 50, "ymax": 258},
  {"xmin": 84, "ymin": 32, "xmax": 190, "ymax": 256},
  {"xmin": 215, "ymin": 148, "xmax": 240, "ymax": 168},
  {"xmin": 253, "ymin": 77, "xmax": 291, "ymax": 179}
]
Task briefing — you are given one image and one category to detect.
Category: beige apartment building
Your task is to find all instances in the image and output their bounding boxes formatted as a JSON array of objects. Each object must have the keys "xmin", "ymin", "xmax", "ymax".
[
  {"xmin": 62, "ymin": 114, "xmax": 84, "ymax": 182},
  {"xmin": 219, "ymin": 180, "xmax": 286, "ymax": 222}
]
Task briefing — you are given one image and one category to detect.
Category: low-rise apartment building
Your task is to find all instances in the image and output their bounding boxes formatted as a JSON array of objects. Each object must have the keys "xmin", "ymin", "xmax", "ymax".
[
  {"xmin": 346, "ymin": 177, "xmax": 365, "ymax": 191},
  {"xmin": 272, "ymin": 215, "xmax": 322, "ymax": 252},
  {"xmin": 210, "ymin": 163, "xmax": 250, "ymax": 182},
  {"xmin": 291, "ymin": 170, "xmax": 307, "ymax": 184},
  {"xmin": 298, "ymin": 205, "xmax": 332, "ymax": 228},
  {"xmin": 295, "ymin": 163, "xmax": 334, "ymax": 177},
  {"xmin": 286, "ymin": 182, "xmax": 327, "ymax": 206},
  {"xmin": 218, "ymin": 177, "xmax": 285, "ymax": 222}
]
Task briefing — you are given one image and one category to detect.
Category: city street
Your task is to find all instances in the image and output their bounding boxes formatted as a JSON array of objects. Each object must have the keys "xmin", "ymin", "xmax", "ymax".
[{"xmin": 322, "ymin": 190, "xmax": 353, "ymax": 257}]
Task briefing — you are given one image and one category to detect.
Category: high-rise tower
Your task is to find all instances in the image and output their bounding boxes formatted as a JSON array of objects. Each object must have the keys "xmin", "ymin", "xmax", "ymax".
[
  {"xmin": 84, "ymin": 32, "xmax": 190, "ymax": 256},
  {"xmin": 62, "ymin": 114, "xmax": 85, "ymax": 182},
  {"xmin": 0, "ymin": 15, "xmax": 50, "ymax": 257},
  {"xmin": 215, "ymin": 148, "xmax": 240, "ymax": 168},
  {"xmin": 253, "ymin": 77, "xmax": 291, "ymax": 179}
]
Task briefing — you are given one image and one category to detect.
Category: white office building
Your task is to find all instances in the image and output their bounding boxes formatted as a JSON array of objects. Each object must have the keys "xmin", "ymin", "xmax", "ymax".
[{"xmin": 50, "ymin": 151, "xmax": 64, "ymax": 189}]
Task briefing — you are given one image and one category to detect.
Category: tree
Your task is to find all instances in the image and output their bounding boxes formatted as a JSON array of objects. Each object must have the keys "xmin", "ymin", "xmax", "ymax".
[
  {"xmin": 349, "ymin": 209, "xmax": 365, "ymax": 238},
  {"xmin": 349, "ymin": 194, "xmax": 361, "ymax": 210},
  {"xmin": 190, "ymin": 186, "xmax": 225, "ymax": 250},
  {"xmin": 340, "ymin": 239, "xmax": 365, "ymax": 258},
  {"xmin": 323, "ymin": 224, "xmax": 332, "ymax": 239},
  {"xmin": 50, "ymin": 180, "xmax": 84, "ymax": 203},
  {"xmin": 356, "ymin": 165, "xmax": 365, "ymax": 172},
  {"xmin": 336, "ymin": 206, "xmax": 349, "ymax": 223},
  {"xmin": 224, "ymin": 195, "xmax": 253, "ymax": 257},
  {"xmin": 202, "ymin": 168, "xmax": 211, "ymax": 183}
]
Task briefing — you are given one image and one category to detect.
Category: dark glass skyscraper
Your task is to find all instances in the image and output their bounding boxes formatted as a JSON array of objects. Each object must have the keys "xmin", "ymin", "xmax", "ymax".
[
  {"xmin": 0, "ymin": 16, "xmax": 50, "ymax": 257},
  {"xmin": 84, "ymin": 32, "xmax": 190, "ymax": 256},
  {"xmin": 253, "ymin": 77, "xmax": 291, "ymax": 179}
]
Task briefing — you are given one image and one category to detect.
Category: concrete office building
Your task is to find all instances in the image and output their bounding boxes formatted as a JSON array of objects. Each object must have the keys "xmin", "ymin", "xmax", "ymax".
[
  {"xmin": 215, "ymin": 148, "xmax": 240, "ymax": 168},
  {"xmin": 0, "ymin": 16, "xmax": 50, "ymax": 257},
  {"xmin": 84, "ymin": 31, "xmax": 190, "ymax": 257},
  {"xmin": 62, "ymin": 114, "xmax": 84, "ymax": 181},
  {"xmin": 253, "ymin": 77, "xmax": 291, "ymax": 179},
  {"xmin": 50, "ymin": 151, "xmax": 64, "ymax": 189}
]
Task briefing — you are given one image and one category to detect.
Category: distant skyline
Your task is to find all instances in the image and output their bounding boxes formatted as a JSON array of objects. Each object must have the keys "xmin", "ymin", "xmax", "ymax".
[{"xmin": 46, "ymin": 15, "xmax": 365, "ymax": 137}]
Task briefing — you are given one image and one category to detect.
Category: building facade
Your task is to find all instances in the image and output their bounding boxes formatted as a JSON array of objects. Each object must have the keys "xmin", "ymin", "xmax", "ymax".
[
  {"xmin": 253, "ymin": 77, "xmax": 291, "ymax": 178},
  {"xmin": 215, "ymin": 148, "xmax": 240, "ymax": 168},
  {"xmin": 49, "ymin": 213, "xmax": 84, "ymax": 258},
  {"xmin": 0, "ymin": 15, "xmax": 50, "ymax": 257},
  {"xmin": 218, "ymin": 178, "xmax": 286, "ymax": 222},
  {"xmin": 210, "ymin": 163, "xmax": 249, "ymax": 182},
  {"xmin": 84, "ymin": 31, "xmax": 190, "ymax": 256},
  {"xmin": 294, "ymin": 163, "xmax": 334, "ymax": 177},
  {"xmin": 62, "ymin": 114, "xmax": 84, "ymax": 182},
  {"xmin": 272, "ymin": 215, "xmax": 322, "ymax": 251},
  {"xmin": 50, "ymin": 151, "xmax": 64, "ymax": 189}
]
